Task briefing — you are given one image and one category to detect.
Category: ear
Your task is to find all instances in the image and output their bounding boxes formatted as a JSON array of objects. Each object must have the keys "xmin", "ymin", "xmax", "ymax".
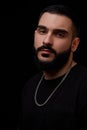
[
  {"xmin": 34, "ymin": 30, "xmax": 37, "ymax": 35},
  {"xmin": 71, "ymin": 37, "xmax": 80, "ymax": 52}
]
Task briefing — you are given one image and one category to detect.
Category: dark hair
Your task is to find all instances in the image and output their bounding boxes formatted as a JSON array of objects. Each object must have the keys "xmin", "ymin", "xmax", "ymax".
[{"xmin": 39, "ymin": 4, "xmax": 80, "ymax": 37}]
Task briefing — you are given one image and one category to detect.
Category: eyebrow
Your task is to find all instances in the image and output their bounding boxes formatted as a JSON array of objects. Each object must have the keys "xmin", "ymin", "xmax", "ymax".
[
  {"xmin": 53, "ymin": 29, "xmax": 69, "ymax": 35},
  {"xmin": 37, "ymin": 25, "xmax": 47, "ymax": 30},
  {"xmin": 37, "ymin": 25, "xmax": 69, "ymax": 34}
]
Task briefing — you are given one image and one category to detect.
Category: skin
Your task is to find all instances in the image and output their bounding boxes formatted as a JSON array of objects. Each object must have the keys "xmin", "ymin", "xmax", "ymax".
[{"xmin": 34, "ymin": 13, "xmax": 80, "ymax": 79}]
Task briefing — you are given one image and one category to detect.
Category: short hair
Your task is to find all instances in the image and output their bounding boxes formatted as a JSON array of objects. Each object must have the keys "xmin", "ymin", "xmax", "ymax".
[{"xmin": 39, "ymin": 4, "xmax": 80, "ymax": 37}]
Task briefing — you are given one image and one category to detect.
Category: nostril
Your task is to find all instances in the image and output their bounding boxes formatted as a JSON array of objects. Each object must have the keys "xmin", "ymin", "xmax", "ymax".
[{"xmin": 43, "ymin": 41, "xmax": 52, "ymax": 46}]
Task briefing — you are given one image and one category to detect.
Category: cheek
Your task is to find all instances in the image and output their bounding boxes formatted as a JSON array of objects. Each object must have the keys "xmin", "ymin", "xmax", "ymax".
[
  {"xmin": 54, "ymin": 40, "xmax": 71, "ymax": 53},
  {"xmin": 34, "ymin": 35, "xmax": 39, "ymax": 49},
  {"xmin": 34, "ymin": 34, "xmax": 43, "ymax": 49}
]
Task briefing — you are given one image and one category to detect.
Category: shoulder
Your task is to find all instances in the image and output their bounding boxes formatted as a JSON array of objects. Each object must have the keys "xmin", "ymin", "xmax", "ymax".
[
  {"xmin": 71, "ymin": 63, "xmax": 87, "ymax": 78},
  {"xmin": 77, "ymin": 63, "xmax": 87, "ymax": 71},
  {"xmin": 69, "ymin": 63, "xmax": 87, "ymax": 89},
  {"xmin": 24, "ymin": 71, "xmax": 43, "ymax": 88}
]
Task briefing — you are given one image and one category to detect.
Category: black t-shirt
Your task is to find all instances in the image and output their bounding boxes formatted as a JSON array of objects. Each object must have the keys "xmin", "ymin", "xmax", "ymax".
[{"xmin": 18, "ymin": 64, "xmax": 87, "ymax": 130}]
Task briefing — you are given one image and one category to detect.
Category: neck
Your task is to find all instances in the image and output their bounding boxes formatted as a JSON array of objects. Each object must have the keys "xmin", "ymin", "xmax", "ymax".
[{"xmin": 43, "ymin": 60, "xmax": 77, "ymax": 80}]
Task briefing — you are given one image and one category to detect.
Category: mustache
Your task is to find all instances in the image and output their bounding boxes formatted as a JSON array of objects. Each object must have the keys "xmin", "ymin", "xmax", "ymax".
[{"xmin": 36, "ymin": 45, "xmax": 56, "ymax": 55}]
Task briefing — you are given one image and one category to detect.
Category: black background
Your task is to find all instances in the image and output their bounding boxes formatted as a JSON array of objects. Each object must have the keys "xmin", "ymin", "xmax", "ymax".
[{"xmin": 1, "ymin": 0, "xmax": 87, "ymax": 129}]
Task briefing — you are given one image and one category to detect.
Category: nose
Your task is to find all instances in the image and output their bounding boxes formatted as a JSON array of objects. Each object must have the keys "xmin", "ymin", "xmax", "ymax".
[{"xmin": 43, "ymin": 33, "xmax": 53, "ymax": 46}]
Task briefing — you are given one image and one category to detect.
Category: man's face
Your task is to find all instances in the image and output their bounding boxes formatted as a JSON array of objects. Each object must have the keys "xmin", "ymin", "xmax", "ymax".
[{"xmin": 34, "ymin": 13, "xmax": 78, "ymax": 70}]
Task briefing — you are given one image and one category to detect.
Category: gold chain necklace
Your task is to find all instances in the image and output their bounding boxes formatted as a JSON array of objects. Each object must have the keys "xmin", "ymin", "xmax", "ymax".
[{"xmin": 34, "ymin": 63, "xmax": 72, "ymax": 107}]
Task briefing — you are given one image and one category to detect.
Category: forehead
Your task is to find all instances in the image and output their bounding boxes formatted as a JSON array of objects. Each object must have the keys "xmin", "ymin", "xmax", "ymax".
[{"xmin": 38, "ymin": 13, "xmax": 72, "ymax": 31}]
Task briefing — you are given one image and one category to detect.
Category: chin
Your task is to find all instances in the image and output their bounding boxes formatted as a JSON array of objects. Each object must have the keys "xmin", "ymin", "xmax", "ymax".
[
  {"xmin": 35, "ymin": 46, "xmax": 71, "ymax": 71},
  {"xmin": 38, "ymin": 58, "xmax": 54, "ymax": 63}
]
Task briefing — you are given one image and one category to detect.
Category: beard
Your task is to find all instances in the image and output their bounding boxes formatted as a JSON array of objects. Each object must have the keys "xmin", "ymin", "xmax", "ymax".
[{"xmin": 33, "ymin": 45, "xmax": 71, "ymax": 71}]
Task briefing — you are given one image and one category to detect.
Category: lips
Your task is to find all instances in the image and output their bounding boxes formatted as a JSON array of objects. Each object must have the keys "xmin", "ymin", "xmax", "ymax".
[
  {"xmin": 39, "ymin": 49, "xmax": 52, "ymax": 57},
  {"xmin": 40, "ymin": 49, "xmax": 52, "ymax": 54}
]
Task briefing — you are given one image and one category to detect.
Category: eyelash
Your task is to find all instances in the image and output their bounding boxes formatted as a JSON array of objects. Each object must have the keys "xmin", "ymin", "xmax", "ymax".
[
  {"xmin": 55, "ymin": 33, "xmax": 64, "ymax": 37},
  {"xmin": 37, "ymin": 29, "xmax": 47, "ymax": 34},
  {"xmin": 37, "ymin": 28, "xmax": 65, "ymax": 38}
]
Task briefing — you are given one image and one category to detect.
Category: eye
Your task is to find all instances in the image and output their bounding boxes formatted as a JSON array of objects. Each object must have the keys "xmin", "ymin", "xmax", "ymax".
[
  {"xmin": 36, "ymin": 27, "xmax": 47, "ymax": 35},
  {"xmin": 55, "ymin": 32, "xmax": 65, "ymax": 38}
]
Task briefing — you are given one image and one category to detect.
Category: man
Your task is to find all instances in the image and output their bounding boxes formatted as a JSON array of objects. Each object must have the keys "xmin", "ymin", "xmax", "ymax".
[{"xmin": 18, "ymin": 4, "xmax": 87, "ymax": 130}]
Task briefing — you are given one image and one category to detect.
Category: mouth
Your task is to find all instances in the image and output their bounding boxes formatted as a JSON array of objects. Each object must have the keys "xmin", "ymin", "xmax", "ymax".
[
  {"xmin": 40, "ymin": 49, "xmax": 52, "ymax": 54},
  {"xmin": 40, "ymin": 49, "xmax": 55, "ymax": 58}
]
